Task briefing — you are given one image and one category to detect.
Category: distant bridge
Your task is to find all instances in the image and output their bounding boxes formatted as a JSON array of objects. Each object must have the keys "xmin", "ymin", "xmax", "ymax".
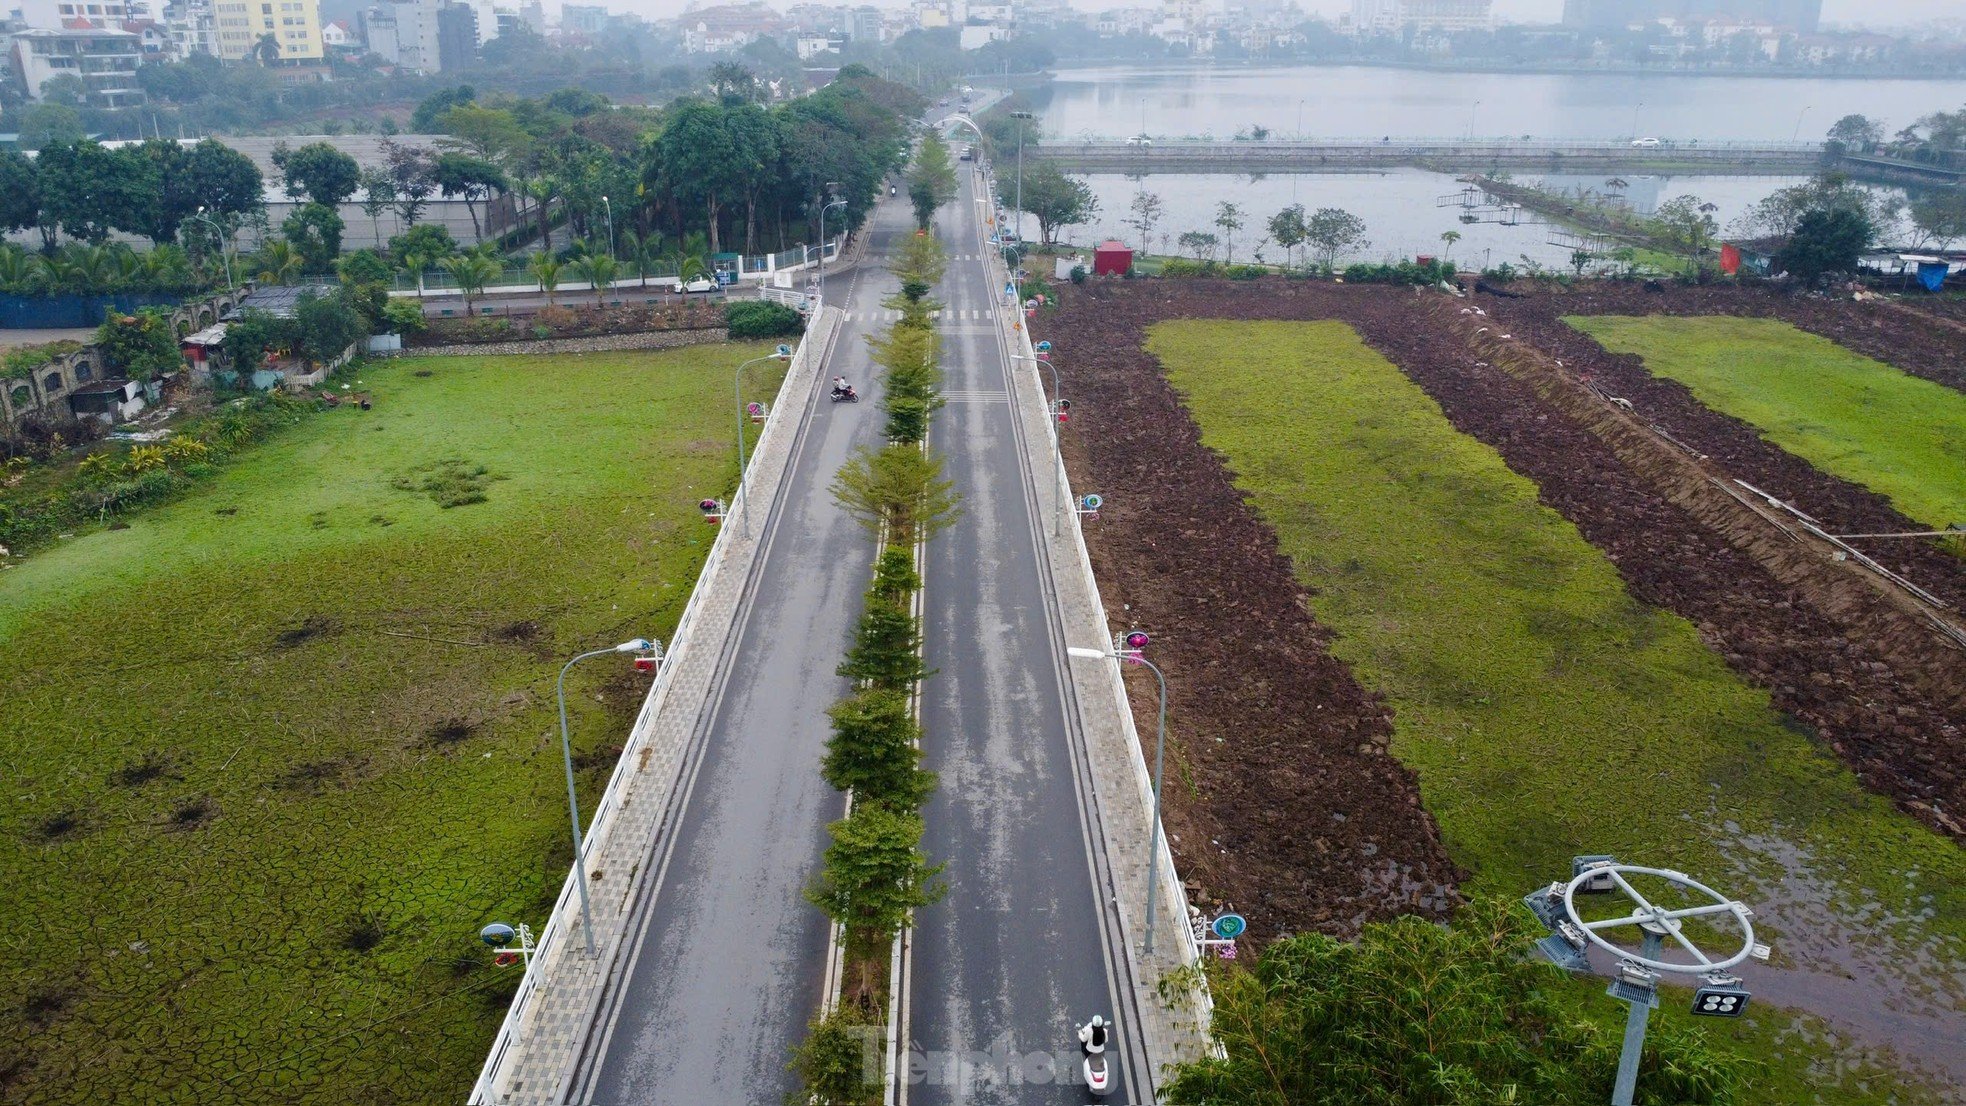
[{"xmin": 1024, "ymin": 138, "xmax": 1829, "ymax": 175}]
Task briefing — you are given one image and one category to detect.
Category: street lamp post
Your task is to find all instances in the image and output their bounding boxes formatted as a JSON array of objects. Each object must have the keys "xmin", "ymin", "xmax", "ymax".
[
  {"xmin": 734, "ymin": 347, "xmax": 794, "ymax": 539},
  {"xmin": 1067, "ymin": 642, "xmax": 1170, "ymax": 956},
  {"xmin": 192, "ymin": 206, "xmax": 234, "ymax": 289},
  {"xmin": 1630, "ymin": 101, "xmax": 1645, "ymax": 142},
  {"xmin": 1792, "ymin": 105, "xmax": 1813, "ymax": 143},
  {"xmin": 1011, "ymin": 110, "xmax": 1035, "ymax": 246},
  {"xmin": 1467, "ymin": 99, "xmax": 1482, "ymax": 142},
  {"xmin": 816, "ymin": 192, "xmax": 846, "ymax": 306},
  {"xmin": 557, "ymin": 637, "xmax": 661, "ymax": 956},
  {"xmin": 600, "ymin": 195, "xmax": 615, "ymax": 259},
  {"xmin": 1297, "ymin": 98, "xmax": 1305, "ymax": 138}
]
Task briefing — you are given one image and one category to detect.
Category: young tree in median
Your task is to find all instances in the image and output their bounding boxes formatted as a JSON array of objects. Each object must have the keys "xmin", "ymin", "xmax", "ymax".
[
  {"xmin": 830, "ymin": 444, "xmax": 961, "ymax": 545},
  {"xmin": 838, "ymin": 601, "xmax": 930, "ymax": 690},
  {"xmin": 805, "ymin": 803, "xmax": 945, "ymax": 991},
  {"xmin": 789, "ymin": 1006, "xmax": 882, "ymax": 1106},
  {"xmin": 907, "ymin": 132, "xmax": 959, "ymax": 231},
  {"xmin": 1305, "ymin": 207, "xmax": 1369, "ymax": 272},
  {"xmin": 1019, "ymin": 163, "xmax": 1097, "ymax": 247},
  {"xmin": 823, "ymin": 688, "xmax": 934, "ymax": 812}
]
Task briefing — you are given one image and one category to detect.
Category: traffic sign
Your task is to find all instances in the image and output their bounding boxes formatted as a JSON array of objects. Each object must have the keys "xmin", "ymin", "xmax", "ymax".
[{"xmin": 1212, "ymin": 913, "xmax": 1247, "ymax": 940}]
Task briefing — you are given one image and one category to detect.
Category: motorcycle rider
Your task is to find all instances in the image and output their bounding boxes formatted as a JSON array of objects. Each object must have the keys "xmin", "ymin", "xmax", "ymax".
[
  {"xmin": 832, "ymin": 375, "xmax": 855, "ymax": 400},
  {"xmin": 1077, "ymin": 1015, "xmax": 1108, "ymax": 1052}
]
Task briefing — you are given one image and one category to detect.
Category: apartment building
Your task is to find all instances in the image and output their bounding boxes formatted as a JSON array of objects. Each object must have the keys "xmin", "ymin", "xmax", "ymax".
[
  {"xmin": 9, "ymin": 24, "xmax": 144, "ymax": 104},
  {"xmin": 212, "ymin": 0, "xmax": 323, "ymax": 60}
]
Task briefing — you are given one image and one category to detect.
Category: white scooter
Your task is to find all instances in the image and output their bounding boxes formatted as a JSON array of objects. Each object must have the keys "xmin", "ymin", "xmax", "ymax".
[{"xmin": 1078, "ymin": 1016, "xmax": 1113, "ymax": 1096}]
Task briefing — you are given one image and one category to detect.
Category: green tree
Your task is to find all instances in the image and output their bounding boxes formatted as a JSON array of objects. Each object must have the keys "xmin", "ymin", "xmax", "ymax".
[
  {"xmin": 0, "ymin": 152, "xmax": 39, "ymax": 242},
  {"xmin": 1018, "ymin": 163, "xmax": 1097, "ymax": 247},
  {"xmin": 906, "ymin": 131, "xmax": 958, "ymax": 231},
  {"xmin": 1214, "ymin": 201, "xmax": 1246, "ymax": 263},
  {"xmin": 838, "ymin": 601, "xmax": 930, "ymax": 690},
  {"xmin": 528, "ymin": 252, "xmax": 563, "ymax": 306},
  {"xmin": 1439, "ymin": 229, "xmax": 1462, "ymax": 259},
  {"xmin": 804, "ymin": 803, "xmax": 945, "ymax": 994},
  {"xmin": 282, "ymin": 203, "xmax": 345, "ymax": 273},
  {"xmin": 829, "ymin": 443, "xmax": 961, "ymax": 545},
  {"xmin": 1177, "ymin": 230, "xmax": 1219, "ymax": 260},
  {"xmin": 1165, "ymin": 897, "xmax": 1750, "ymax": 1106},
  {"xmin": 1304, "ymin": 207, "xmax": 1369, "ymax": 272},
  {"xmin": 384, "ymin": 141, "xmax": 438, "ymax": 227},
  {"xmin": 1126, "ymin": 189, "xmax": 1164, "ymax": 254},
  {"xmin": 788, "ymin": 1007, "xmax": 882, "ymax": 1106},
  {"xmin": 1908, "ymin": 189, "xmax": 1966, "ymax": 251},
  {"xmin": 1269, "ymin": 205, "xmax": 1308, "ymax": 269},
  {"xmin": 1826, "ymin": 113, "xmax": 1885, "ymax": 151},
  {"xmin": 253, "ymin": 240, "xmax": 305, "ymax": 285},
  {"xmin": 1652, "ymin": 195, "xmax": 1719, "ymax": 256},
  {"xmin": 272, "ymin": 141, "xmax": 362, "ymax": 207},
  {"xmin": 35, "ymin": 141, "xmax": 153, "ymax": 246},
  {"xmin": 433, "ymin": 152, "xmax": 508, "ymax": 243},
  {"xmin": 1776, "ymin": 206, "xmax": 1873, "ymax": 284},
  {"xmin": 654, "ymin": 100, "xmax": 746, "ymax": 255},
  {"xmin": 389, "ymin": 223, "xmax": 459, "ymax": 265},
  {"xmin": 571, "ymin": 252, "xmax": 619, "ymax": 306},
  {"xmin": 292, "ymin": 290, "xmax": 366, "ymax": 363},
  {"xmin": 95, "ymin": 308, "xmax": 182, "ymax": 382},
  {"xmin": 221, "ymin": 307, "xmax": 285, "ymax": 370},
  {"xmin": 823, "ymin": 688, "xmax": 933, "ymax": 811},
  {"xmin": 436, "ymin": 102, "xmax": 526, "ymax": 163},
  {"xmin": 16, "ymin": 103, "xmax": 85, "ymax": 151},
  {"xmin": 888, "ymin": 231, "xmax": 947, "ymax": 300},
  {"xmin": 357, "ymin": 168, "xmax": 397, "ymax": 248},
  {"xmin": 442, "ymin": 253, "xmax": 500, "ymax": 314},
  {"xmin": 411, "ymin": 85, "xmax": 476, "ymax": 131}
]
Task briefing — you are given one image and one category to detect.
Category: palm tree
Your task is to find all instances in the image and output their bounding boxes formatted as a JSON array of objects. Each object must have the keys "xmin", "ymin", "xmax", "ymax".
[
  {"xmin": 570, "ymin": 253, "xmax": 619, "ymax": 307},
  {"xmin": 619, "ymin": 228, "xmax": 660, "ymax": 287},
  {"xmin": 526, "ymin": 176, "xmax": 558, "ymax": 253},
  {"xmin": 528, "ymin": 252, "xmax": 562, "ymax": 307},
  {"xmin": 398, "ymin": 249, "xmax": 431, "ymax": 295},
  {"xmin": 253, "ymin": 32, "xmax": 281, "ymax": 65},
  {"xmin": 254, "ymin": 241, "xmax": 304, "ymax": 285},
  {"xmin": 444, "ymin": 253, "xmax": 499, "ymax": 315},
  {"xmin": 0, "ymin": 245, "xmax": 45, "ymax": 294},
  {"xmin": 1439, "ymin": 230, "xmax": 1462, "ymax": 259}
]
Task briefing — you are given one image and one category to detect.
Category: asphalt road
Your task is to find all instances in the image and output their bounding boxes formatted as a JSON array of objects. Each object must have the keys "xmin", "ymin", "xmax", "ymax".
[
  {"xmin": 905, "ymin": 160, "xmax": 1154, "ymax": 1102},
  {"xmin": 564, "ymin": 197, "xmax": 905, "ymax": 1106}
]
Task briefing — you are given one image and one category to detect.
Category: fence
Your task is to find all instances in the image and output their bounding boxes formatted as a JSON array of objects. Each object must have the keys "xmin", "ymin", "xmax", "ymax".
[{"xmin": 390, "ymin": 238, "xmax": 843, "ymax": 297}]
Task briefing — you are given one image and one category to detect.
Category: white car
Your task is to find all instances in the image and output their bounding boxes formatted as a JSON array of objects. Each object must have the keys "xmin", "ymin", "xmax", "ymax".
[
  {"xmin": 1126, "ymin": 134, "xmax": 1153, "ymax": 147},
  {"xmin": 672, "ymin": 275, "xmax": 717, "ymax": 294},
  {"xmin": 1630, "ymin": 136, "xmax": 1662, "ymax": 148}
]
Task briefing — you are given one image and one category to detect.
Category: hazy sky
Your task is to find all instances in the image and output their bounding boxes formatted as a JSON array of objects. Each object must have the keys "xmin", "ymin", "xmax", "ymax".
[{"xmin": 600, "ymin": 0, "xmax": 1961, "ymax": 27}]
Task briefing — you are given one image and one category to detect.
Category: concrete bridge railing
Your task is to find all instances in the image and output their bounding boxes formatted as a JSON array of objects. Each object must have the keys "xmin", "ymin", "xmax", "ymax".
[{"xmin": 1027, "ymin": 139, "xmax": 1827, "ymax": 174}]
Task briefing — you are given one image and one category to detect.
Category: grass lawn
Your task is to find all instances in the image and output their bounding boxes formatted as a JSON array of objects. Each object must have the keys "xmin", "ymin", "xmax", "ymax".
[
  {"xmin": 1150, "ymin": 319, "xmax": 1962, "ymax": 1104},
  {"xmin": 0, "ymin": 344, "xmax": 781, "ymax": 1104},
  {"xmin": 1568, "ymin": 314, "xmax": 1966, "ymax": 529}
]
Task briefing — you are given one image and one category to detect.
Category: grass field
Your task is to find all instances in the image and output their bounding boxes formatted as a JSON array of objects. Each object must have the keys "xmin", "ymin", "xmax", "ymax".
[
  {"xmin": 1149, "ymin": 319, "xmax": 1963, "ymax": 1104},
  {"xmin": 1568, "ymin": 314, "xmax": 1966, "ymax": 529},
  {"xmin": 0, "ymin": 344, "xmax": 781, "ymax": 1104}
]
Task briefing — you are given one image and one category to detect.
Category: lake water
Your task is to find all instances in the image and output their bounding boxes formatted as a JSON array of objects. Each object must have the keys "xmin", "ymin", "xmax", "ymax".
[
  {"xmin": 1034, "ymin": 64, "xmax": 1966, "ymax": 143},
  {"xmin": 1017, "ymin": 63, "xmax": 1943, "ymax": 265},
  {"xmin": 1037, "ymin": 169, "xmax": 1820, "ymax": 268}
]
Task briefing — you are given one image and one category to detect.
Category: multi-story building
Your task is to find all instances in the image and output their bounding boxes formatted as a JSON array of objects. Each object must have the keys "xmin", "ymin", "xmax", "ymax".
[
  {"xmin": 211, "ymin": 0, "xmax": 322, "ymax": 60},
  {"xmin": 1561, "ymin": 0, "xmax": 1820, "ymax": 35},
  {"xmin": 9, "ymin": 24, "xmax": 144, "ymax": 104},
  {"xmin": 360, "ymin": 0, "xmax": 437, "ymax": 69},
  {"xmin": 434, "ymin": 0, "xmax": 470, "ymax": 66},
  {"xmin": 15, "ymin": 0, "xmax": 133, "ymax": 28},
  {"xmin": 162, "ymin": 0, "xmax": 217, "ymax": 55},
  {"xmin": 1350, "ymin": 0, "xmax": 1490, "ymax": 34},
  {"xmin": 558, "ymin": 1, "xmax": 604, "ymax": 35}
]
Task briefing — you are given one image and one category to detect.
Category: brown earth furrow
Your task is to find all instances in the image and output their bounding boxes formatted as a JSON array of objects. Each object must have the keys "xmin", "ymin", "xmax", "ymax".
[
  {"xmin": 1045, "ymin": 279, "xmax": 1963, "ymax": 858},
  {"xmin": 1044, "ymin": 295, "xmax": 1463, "ymax": 942},
  {"xmin": 1479, "ymin": 285, "xmax": 1966, "ymax": 618}
]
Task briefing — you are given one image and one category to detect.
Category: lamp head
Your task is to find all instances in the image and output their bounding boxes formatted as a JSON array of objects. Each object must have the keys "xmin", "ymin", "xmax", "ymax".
[{"xmin": 1066, "ymin": 647, "xmax": 1108, "ymax": 660}]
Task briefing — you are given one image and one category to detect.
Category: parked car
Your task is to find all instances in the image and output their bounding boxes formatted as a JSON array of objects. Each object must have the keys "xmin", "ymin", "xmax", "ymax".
[
  {"xmin": 672, "ymin": 275, "xmax": 717, "ymax": 294},
  {"xmin": 1127, "ymin": 134, "xmax": 1153, "ymax": 147},
  {"xmin": 1630, "ymin": 136, "xmax": 1662, "ymax": 148}
]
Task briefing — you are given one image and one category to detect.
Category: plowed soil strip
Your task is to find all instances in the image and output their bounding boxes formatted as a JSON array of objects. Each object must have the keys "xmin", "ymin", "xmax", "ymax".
[{"xmin": 1039, "ymin": 280, "xmax": 1965, "ymax": 1086}]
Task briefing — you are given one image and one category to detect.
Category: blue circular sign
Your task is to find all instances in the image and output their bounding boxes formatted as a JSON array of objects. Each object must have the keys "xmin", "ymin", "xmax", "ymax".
[{"xmin": 1212, "ymin": 913, "xmax": 1247, "ymax": 940}]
